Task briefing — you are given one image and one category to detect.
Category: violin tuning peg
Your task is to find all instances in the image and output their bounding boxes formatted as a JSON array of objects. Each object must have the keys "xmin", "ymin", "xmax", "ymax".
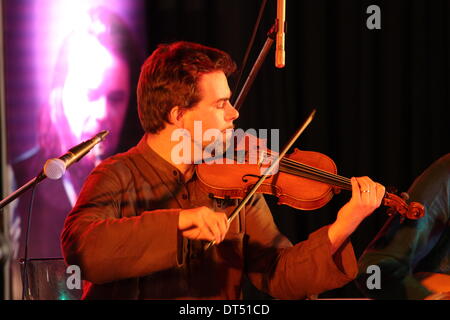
[{"xmin": 400, "ymin": 192, "xmax": 410, "ymax": 201}]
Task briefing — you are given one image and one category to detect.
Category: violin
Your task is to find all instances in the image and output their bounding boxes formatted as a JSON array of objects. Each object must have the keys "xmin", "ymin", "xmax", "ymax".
[{"xmin": 196, "ymin": 148, "xmax": 425, "ymax": 221}]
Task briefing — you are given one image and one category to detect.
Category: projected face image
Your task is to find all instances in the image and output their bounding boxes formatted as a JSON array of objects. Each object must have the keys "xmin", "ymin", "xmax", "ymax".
[
  {"xmin": 59, "ymin": 36, "xmax": 130, "ymax": 159},
  {"xmin": 5, "ymin": 3, "xmax": 143, "ymax": 300}
]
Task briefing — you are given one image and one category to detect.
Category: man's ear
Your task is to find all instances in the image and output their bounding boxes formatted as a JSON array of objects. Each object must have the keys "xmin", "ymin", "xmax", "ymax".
[{"xmin": 168, "ymin": 106, "xmax": 185, "ymax": 128}]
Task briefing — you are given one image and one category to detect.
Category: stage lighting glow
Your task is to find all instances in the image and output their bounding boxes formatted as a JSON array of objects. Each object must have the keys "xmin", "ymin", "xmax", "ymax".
[
  {"xmin": 33, "ymin": 0, "xmax": 131, "ymax": 111},
  {"xmin": 6, "ymin": 0, "xmax": 144, "ymax": 300},
  {"xmin": 61, "ymin": 34, "xmax": 114, "ymax": 142}
]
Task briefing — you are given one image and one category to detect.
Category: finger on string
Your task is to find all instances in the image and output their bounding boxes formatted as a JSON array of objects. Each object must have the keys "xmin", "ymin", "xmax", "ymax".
[
  {"xmin": 351, "ymin": 177, "xmax": 361, "ymax": 202},
  {"xmin": 375, "ymin": 183, "xmax": 385, "ymax": 207}
]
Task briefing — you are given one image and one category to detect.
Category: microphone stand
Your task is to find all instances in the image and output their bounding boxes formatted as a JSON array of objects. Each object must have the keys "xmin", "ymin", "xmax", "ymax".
[
  {"xmin": 0, "ymin": 173, "xmax": 46, "ymax": 211},
  {"xmin": 0, "ymin": 130, "xmax": 108, "ymax": 299},
  {"xmin": 205, "ymin": 13, "xmax": 292, "ymax": 250},
  {"xmin": 234, "ymin": 23, "xmax": 278, "ymax": 112},
  {"xmin": 0, "ymin": 173, "xmax": 46, "ymax": 300},
  {"xmin": 228, "ymin": 22, "xmax": 280, "ymax": 158},
  {"xmin": 0, "ymin": 171, "xmax": 44, "ymax": 299},
  {"xmin": 0, "ymin": 129, "xmax": 109, "ymax": 210}
]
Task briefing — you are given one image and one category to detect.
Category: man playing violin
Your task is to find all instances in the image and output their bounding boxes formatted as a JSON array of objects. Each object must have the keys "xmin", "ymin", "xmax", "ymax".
[{"xmin": 61, "ymin": 41, "xmax": 385, "ymax": 299}]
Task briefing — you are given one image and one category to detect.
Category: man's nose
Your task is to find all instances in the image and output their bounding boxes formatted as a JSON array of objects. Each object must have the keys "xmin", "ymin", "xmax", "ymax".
[{"xmin": 225, "ymin": 101, "xmax": 239, "ymax": 122}]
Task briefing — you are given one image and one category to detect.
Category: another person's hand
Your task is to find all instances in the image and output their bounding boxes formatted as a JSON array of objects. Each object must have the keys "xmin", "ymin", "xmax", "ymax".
[
  {"xmin": 178, "ymin": 206, "xmax": 230, "ymax": 244},
  {"xmin": 329, "ymin": 177, "xmax": 385, "ymax": 253}
]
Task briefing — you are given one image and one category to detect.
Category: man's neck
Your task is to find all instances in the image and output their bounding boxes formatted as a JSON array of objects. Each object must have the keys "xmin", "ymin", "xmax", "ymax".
[{"xmin": 146, "ymin": 129, "xmax": 194, "ymax": 178}]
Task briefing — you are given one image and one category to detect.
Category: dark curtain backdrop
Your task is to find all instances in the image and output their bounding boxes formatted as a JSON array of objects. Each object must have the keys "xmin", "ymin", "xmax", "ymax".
[{"xmin": 142, "ymin": 0, "xmax": 449, "ymax": 298}]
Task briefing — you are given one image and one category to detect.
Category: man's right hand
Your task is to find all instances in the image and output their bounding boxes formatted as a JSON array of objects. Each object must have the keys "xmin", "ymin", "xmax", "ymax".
[{"xmin": 178, "ymin": 206, "xmax": 230, "ymax": 244}]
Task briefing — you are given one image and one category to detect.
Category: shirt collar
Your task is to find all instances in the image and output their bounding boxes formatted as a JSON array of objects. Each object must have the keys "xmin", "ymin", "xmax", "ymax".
[{"xmin": 136, "ymin": 134, "xmax": 187, "ymax": 184}]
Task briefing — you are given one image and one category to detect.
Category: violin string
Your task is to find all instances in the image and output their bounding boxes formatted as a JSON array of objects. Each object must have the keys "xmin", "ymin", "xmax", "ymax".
[
  {"xmin": 281, "ymin": 158, "xmax": 351, "ymax": 186},
  {"xmin": 277, "ymin": 158, "xmax": 349, "ymax": 186},
  {"xmin": 278, "ymin": 167, "xmax": 349, "ymax": 189},
  {"xmin": 280, "ymin": 164, "xmax": 350, "ymax": 188},
  {"xmin": 278, "ymin": 166, "xmax": 341, "ymax": 187},
  {"xmin": 279, "ymin": 158, "xmax": 352, "ymax": 188},
  {"xmin": 278, "ymin": 165, "xmax": 352, "ymax": 190},
  {"xmin": 280, "ymin": 157, "xmax": 350, "ymax": 183},
  {"xmin": 282, "ymin": 163, "xmax": 351, "ymax": 189}
]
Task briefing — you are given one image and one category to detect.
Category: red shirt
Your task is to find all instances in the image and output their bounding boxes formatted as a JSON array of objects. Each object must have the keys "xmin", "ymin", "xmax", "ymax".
[{"xmin": 61, "ymin": 135, "xmax": 358, "ymax": 299}]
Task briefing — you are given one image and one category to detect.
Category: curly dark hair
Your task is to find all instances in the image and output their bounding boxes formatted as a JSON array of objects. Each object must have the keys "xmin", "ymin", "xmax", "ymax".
[{"xmin": 137, "ymin": 41, "xmax": 237, "ymax": 133}]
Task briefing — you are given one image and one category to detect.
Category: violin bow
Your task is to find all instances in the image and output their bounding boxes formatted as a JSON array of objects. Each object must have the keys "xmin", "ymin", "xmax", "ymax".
[{"xmin": 204, "ymin": 109, "xmax": 316, "ymax": 250}]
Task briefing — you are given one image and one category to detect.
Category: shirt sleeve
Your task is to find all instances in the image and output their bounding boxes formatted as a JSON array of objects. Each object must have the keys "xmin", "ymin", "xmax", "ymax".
[
  {"xmin": 356, "ymin": 154, "xmax": 450, "ymax": 299},
  {"xmin": 244, "ymin": 194, "xmax": 358, "ymax": 299},
  {"xmin": 61, "ymin": 162, "xmax": 185, "ymax": 285}
]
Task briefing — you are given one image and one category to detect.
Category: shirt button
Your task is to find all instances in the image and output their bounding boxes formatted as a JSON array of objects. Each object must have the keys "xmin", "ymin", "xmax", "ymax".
[{"xmin": 182, "ymin": 194, "xmax": 188, "ymax": 200}]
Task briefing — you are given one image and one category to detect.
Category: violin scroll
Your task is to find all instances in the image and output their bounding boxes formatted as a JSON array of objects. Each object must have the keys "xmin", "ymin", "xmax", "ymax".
[
  {"xmin": 407, "ymin": 201, "xmax": 426, "ymax": 220},
  {"xmin": 383, "ymin": 192, "xmax": 425, "ymax": 220}
]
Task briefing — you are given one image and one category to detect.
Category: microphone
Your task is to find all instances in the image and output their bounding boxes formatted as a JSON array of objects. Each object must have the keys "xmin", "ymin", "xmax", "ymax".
[
  {"xmin": 43, "ymin": 130, "xmax": 109, "ymax": 180},
  {"xmin": 275, "ymin": 0, "xmax": 286, "ymax": 68}
]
